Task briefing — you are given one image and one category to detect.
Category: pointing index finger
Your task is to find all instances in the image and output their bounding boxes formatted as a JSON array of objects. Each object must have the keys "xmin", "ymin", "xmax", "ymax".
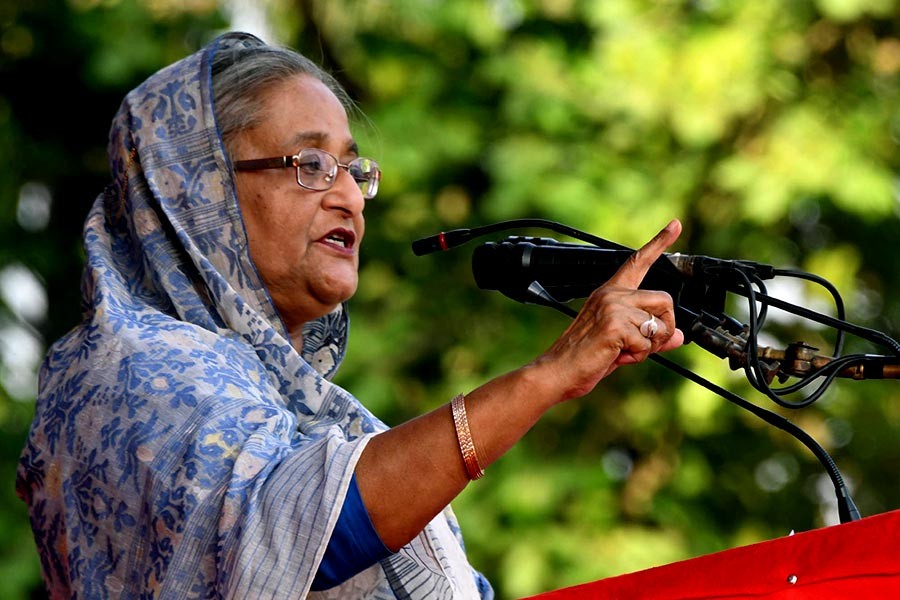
[{"xmin": 609, "ymin": 219, "xmax": 683, "ymax": 289}]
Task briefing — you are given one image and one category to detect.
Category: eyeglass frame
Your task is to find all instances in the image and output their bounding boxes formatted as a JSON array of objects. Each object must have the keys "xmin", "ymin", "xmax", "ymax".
[{"xmin": 232, "ymin": 147, "xmax": 382, "ymax": 200}]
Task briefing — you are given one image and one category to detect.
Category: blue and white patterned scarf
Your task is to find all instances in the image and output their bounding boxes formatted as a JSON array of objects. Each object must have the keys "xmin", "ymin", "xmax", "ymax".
[{"xmin": 17, "ymin": 31, "xmax": 489, "ymax": 600}]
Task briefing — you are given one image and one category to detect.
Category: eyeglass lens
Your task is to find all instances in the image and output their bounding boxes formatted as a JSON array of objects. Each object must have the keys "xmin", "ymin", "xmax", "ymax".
[{"xmin": 296, "ymin": 149, "xmax": 380, "ymax": 199}]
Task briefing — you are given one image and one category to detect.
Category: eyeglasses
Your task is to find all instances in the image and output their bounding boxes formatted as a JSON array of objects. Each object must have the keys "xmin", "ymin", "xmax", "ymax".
[{"xmin": 233, "ymin": 148, "xmax": 382, "ymax": 200}]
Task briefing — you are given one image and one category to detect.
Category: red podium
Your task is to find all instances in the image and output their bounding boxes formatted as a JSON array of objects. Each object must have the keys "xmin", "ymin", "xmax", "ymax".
[{"xmin": 523, "ymin": 509, "xmax": 900, "ymax": 599}]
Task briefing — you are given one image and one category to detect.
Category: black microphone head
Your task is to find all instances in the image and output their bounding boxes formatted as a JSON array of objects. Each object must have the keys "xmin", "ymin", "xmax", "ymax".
[
  {"xmin": 472, "ymin": 239, "xmax": 634, "ymax": 302},
  {"xmin": 471, "ymin": 237, "xmax": 728, "ymax": 333}
]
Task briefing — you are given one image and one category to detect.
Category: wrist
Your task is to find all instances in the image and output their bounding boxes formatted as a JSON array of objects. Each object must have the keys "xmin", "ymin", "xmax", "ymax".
[
  {"xmin": 516, "ymin": 359, "xmax": 569, "ymax": 408},
  {"xmin": 526, "ymin": 352, "xmax": 604, "ymax": 404}
]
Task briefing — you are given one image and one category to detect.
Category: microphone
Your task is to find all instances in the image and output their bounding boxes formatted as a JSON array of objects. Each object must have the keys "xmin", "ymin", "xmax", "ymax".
[
  {"xmin": 470, "ymin": 237, "xmax": 731, "ymax": 335},
  {"xmin": 471, "ymin": 237, "xmax": 637, "ymax": 301},
  {"xmin": 471, "ymin": 237, "xmax": 775, "ymax": 292},
  {"xmin": 667, "ymin": 253, "xmax": 776, "ymax": 283}
]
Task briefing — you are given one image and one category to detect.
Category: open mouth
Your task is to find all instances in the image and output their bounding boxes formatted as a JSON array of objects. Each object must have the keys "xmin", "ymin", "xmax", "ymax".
[{"xmin": 322, "ymin": 229, "xmax": 355, "ymax": 249}]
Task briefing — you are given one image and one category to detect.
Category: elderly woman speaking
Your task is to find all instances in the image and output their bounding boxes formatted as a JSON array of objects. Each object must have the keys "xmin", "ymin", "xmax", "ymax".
[{"xmin": 16, "ymin": 32, "xmax": 683, "ymax": 599}]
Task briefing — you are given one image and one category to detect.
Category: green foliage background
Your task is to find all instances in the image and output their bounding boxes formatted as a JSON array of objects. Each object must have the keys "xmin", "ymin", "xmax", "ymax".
[{"xmin": 2, "ymin": 0, "xmax": 900, "ymax": 598}]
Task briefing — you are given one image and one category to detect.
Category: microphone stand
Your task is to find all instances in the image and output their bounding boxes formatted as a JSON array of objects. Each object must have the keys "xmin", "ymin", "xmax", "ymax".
[
  {"xmin": 526, "ymin": 282, "xmax": 861, "ymax": 524},
  {"xmin": 412, "ymin": 218, "xmax": 896, "ymax": 524},
  {"xmin": 652, "ymin": 353, "xmax": 862, "ymax": 524},
  {"xmin": 697, "ymin": 264, "xmax": 900, "ymax": 410}
]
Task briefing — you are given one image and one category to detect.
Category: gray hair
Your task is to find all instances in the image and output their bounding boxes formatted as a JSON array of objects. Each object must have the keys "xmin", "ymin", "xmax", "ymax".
[{"xmin": 211, "ymin": 41, "xmax": 354, "ymax": 156}]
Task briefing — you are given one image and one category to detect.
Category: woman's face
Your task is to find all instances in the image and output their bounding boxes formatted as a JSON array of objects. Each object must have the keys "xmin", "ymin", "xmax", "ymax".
[{"xmin": 232, "ymin": 74, "xmax": 365, "ymax": 333}]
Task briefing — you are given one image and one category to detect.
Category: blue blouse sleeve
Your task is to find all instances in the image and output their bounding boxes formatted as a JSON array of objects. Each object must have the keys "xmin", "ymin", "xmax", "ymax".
[{"xmin": 310, "ymin": 472, "xmax": 393, "ymax": 591}]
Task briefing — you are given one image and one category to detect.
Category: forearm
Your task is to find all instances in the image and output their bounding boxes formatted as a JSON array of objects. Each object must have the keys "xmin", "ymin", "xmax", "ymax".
[
  {"xmin": 354, "ymin": 361, "xmax": 560, "ymax": 551},
  {"xmin": 354, "ymin": 220, "xmax": 684, "ymax": 553}
]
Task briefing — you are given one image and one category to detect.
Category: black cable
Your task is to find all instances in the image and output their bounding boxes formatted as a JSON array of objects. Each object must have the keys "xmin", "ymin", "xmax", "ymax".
[
  {"xmin": 774, "ymin": 268, "xmax": 846, "ymax": 357},
  {"xmin": 723, "ymin": 285, "xmax": 900, "ymax": 356},
  {"xmin": 651, "ymin": 354, "xmax": 860, "ymax": 524},
  {"xmin": 723, "ymin": 264, "xmax": 897, "ymax": 407},
  {"xmin": 412, "ymin": 218, "xmax": 632, "ymax": 256},
  {"xmin": 736, "ymin": 268, "xmax": 841, "ymax": 408},
  {"xmin": 540, "ymin": 294, "xmax": 860, "ymax": 524}
]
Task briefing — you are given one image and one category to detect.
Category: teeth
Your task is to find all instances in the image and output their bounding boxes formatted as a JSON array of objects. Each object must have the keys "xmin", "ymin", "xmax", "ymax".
[{"xmin": 326, "ymin": 234, "xmax": 347, "ymax": 247}]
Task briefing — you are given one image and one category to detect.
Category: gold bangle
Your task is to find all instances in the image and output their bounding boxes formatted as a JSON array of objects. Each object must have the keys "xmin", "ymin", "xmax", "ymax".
[{"xmin": 451, "ymin": 393, "xmax": 484, "ymax": 480}]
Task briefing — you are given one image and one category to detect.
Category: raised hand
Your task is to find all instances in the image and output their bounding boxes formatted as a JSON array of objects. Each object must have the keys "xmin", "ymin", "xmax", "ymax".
[{"xmin": 533, "ymin": 219, "xmax": 685, "ymax": 402}]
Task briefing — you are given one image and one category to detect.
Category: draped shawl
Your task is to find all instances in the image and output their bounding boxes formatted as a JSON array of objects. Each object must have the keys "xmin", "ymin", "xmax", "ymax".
[{"xmin": 17, "ymin": 31, "xmax": 489, "ymax": 600}]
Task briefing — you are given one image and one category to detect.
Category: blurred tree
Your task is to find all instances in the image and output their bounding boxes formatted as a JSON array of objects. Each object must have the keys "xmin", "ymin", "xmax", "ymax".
[{"xmin": 2, "ymin": 0, "xmax": 899, "ymax": 598}]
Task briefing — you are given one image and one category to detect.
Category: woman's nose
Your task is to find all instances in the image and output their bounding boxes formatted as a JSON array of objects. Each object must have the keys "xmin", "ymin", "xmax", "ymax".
[{"xmin": 324, "ymin": 167, "xmax": 366, "ymax": 215}]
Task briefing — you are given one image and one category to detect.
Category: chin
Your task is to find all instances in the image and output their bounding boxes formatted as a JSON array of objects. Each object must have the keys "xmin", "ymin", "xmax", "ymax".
[{"xmin": 319, "ymin": 278, "xmax": 358, "ymax": 308}]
